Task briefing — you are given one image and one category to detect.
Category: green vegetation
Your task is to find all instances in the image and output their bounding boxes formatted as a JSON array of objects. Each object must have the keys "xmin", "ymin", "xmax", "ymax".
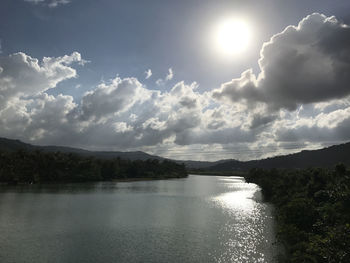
[
  {"xmin": 0, "ymin": 150, "xmax": 187, "ymax": 184},
  {"xmin": 245, "ymin": 164, "xmax": 350, "ymax": 263}
]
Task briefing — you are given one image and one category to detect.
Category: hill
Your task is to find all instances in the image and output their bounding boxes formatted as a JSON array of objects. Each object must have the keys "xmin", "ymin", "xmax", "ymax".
[
  {"xmin": 177, "ymin": 159, "xmax": 232, "ymax": 169},
  {"xmin": 0, "ymin": 137, "xmax": 164, "ymax": 161},
  {"xmin": 208, "ymin": 142, "xmax": 350, "ymax": 171},
  {"xmin": 2, "ymin": 137, "xmax": 350, "ymax": 170}
]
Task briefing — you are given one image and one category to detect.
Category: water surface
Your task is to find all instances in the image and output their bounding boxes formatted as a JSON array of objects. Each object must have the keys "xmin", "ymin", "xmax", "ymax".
[{"xmin": 0, "ymin": 175, "xmax": 277, "ymax": 262}]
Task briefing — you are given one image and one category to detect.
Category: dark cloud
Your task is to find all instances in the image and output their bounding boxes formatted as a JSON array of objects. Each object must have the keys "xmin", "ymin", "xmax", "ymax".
[
  {"xmin": 249, "ymin": 113, "xmax": 277, "ymax": 129},
  {"xmin": 213, "ymin": 13, "xmax": 350, "ymax": 111},
  {"xmin": 174, "ymin": 127, "xmax": 257, "ymax": 146}
]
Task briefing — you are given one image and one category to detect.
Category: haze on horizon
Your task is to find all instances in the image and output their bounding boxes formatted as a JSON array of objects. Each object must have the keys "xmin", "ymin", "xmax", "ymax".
[{"xmin": 1, "ymin": 0, "xmax": 350, "ymax": 161}]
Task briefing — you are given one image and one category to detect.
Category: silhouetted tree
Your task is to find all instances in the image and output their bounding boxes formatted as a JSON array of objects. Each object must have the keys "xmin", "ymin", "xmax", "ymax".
[{"xmin": 0, "ymin": 149, "xmax": 187, "ymax": 184}]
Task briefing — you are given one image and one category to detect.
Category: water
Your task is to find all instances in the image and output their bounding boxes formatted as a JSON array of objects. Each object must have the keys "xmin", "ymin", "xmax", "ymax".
[{"xmin": 0, "ymin": 175, "xmax": 278, "ymax": 263}]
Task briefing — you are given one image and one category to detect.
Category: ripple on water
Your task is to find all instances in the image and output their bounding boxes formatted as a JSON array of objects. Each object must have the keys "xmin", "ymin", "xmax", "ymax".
[
  {"xmin": 210, "ymin": 178, "xmax": 277, "ymax": 263},
  {"xmin": 0, "ymin": 175, "xmax": 278, "ymax": 263}
]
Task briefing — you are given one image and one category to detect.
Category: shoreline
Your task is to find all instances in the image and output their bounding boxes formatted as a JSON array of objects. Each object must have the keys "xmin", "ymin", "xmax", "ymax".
[
  {"xmin": 0, "ymin": 175, "xmax": 188, "ymax": 186},
  {"xmin": 187, "ymin": 170, "xmax": 247, "ymax": 177},
  {"xmin": 112, "ymin": 176, "xmax": 187, "ymax": 183}
]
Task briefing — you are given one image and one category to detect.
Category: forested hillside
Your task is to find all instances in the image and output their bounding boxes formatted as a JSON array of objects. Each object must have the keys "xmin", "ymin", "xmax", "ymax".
[
  {"xmin": 0, "ymin": 150, "xmax": 187, "ymax": 184},
  {"xmin": 246, "ymin": 165, "xmax": 350, "ymax": 262},
  {"xmin": 208, "ymin": 142, "xmax": 350, "ymax": 171},
  {"xmin": 0, "ymin": 137, "xmax": 164, "ymax": 161}
]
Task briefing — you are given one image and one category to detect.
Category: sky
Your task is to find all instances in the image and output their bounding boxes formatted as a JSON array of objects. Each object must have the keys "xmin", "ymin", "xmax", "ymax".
[{"xmin": 1, "ymin": 0, "xmax": 350, "ymax": 161}]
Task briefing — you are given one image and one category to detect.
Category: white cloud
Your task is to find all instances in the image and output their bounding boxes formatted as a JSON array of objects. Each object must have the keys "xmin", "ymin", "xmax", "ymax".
[
  {"xmin": 24, "ymin": 0, "xmax": 45, "ymax": 3},
  {"xmin": 113, "ymin": 122, "xmax": 133, "ymax": 133},
  {"xmin": 0, "ymin": 51, "xmax": 253, "ymax": 157},
  {"xmin": 275, "ymin": 101, "xmax": 350, "ymax": 143},
  {"xmin": 156, "ymin": 68, "xmax": 174, "ymax": 86},
  {"xmin": 48, "ymin": 0, "xmax": 70, "ymax": 8},
  {"xmin": 79, "ymin": 77, "xmax": 151, "ymax": 121},
  {"xmin": 1, "ymin": 13, "xmax": 350, "ymax": 160},
  {"xmin": 165, "ymin": 68, "xmax": 174, "ymax": 81},
  {"xmin": 144, "ymin": 69, "xmax": 152, "ymax": 79},
  {"xmin": 24, "ymin": 0, "xmax": 70, "ymax": 7},
  {"xmin": 0, "ymin": 51, "xmax": 83, "ymax": 109}
]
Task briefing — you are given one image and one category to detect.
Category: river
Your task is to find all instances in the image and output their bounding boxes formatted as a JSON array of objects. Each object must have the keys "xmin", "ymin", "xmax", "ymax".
[{"xmin": 0, "ymin": 175, "xmax": 278, "ymax": 263}]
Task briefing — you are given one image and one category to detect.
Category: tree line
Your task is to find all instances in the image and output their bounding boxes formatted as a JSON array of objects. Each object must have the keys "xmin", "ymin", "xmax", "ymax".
[
  {"xmin": 245, "ymin": 164, "xmax": 350, "ymax": 263},
  {"xmin": 0, "ymin": 150, "xmax": 187, "ymax": 184}
]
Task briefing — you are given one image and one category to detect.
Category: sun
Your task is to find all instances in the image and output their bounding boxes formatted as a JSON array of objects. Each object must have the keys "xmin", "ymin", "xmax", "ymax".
[{"xmin": 213, "ymin": 18, "xmax": 252, "ymax": 56}]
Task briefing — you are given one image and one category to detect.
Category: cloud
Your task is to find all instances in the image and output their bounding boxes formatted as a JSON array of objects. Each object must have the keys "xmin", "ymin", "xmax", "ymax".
[
  {"xmin": 79, "ymin": 77, "xmax": 151, "ymax": 121},
  {"xmin": 249, "ymin": 113, "xmax": 278, "ymax": 129},
  {"xmin": 25, "ymin": 93, "xmax": 78, "ymax": 141},
  {"xmin": 48, "ymin": 0, "xmax": 70, "ymax": 8},
  {"xmin": 24, "ymin": 0, "xmax": 45, "ymax": 3},
  {"xmin": 275, "ymin": 100, "xmax": 350, "ymax": 143},
  {"xmin": 1, "ymin": 13, "xmax": 350, "ymax": 161},
  {"xmin": 0, "ymin": 51, "xmax": 83, "ymax": 109},
  {"xmin": 212, "ymin": 69, "xmax": 259, "ymax": 105},
  {"xmin": 0, "ymin": 50, "xmax": 254, "ymax": 156},
  {"xmin": 156, "ymin": 68, "xmax": 174, "ymax": 86},
  {"xmin": 24, "ymin": 0, "xmax": 70, "ymax": 8},
  {"xmin": 155, "ymin": 79, "xmax": 162, "ymax": 86},
  {"xmin": 165, "ymin": 68, "xmax": 174, "ymax": 81},
  {"xmin": 0, "ymin": 93, "xmax": 78, "ymax": 143},
  {"xmin": 144, "ymin": 69, "xmax": 152, "ymax": 79},
  {"xmin": 213, "ymin": 13, "xmax": 350, "ymax": 111}
]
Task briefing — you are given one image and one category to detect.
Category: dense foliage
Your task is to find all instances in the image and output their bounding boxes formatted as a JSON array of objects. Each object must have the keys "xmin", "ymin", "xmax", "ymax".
[
  {"xmin": 0, "ymin": 150, "xmax": 187, "ymax": 184},
  {"xmin": 245, "ymin": 164, "xmax": 350, "ymax": 263}
]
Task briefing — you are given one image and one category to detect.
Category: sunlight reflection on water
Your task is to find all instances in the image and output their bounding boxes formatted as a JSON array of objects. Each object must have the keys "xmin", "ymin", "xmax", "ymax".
[
  {"xmin": 210, "ymin": 177, "xmax": 276, "ymax": 263},
  {"xmin": 0, "ymin": 175, "xmax": 277, "ymax": 263}
]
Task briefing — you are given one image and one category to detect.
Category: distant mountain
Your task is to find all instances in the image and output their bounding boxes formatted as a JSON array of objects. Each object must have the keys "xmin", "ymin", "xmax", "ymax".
[
  {"xmin": 0, "ymin": 137, "xmax": 231, "ymax": 166},
  {"xmin": 207, "ymin": 142, "xmax": 350, "ymax": 171},
  {"xmin": 0, "ymin": 137, "xmax": 164, "ymax": 161},
  {"xmin": 1, "ymin": 137, "xmax": 349, "ymax": 170},
  {"xmin": 178, "ymin": 159, "xmax": 233, "ymax": 169}
]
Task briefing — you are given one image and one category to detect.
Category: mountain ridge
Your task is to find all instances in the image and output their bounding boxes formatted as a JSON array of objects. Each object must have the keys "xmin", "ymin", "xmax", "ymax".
[
  {"xmin": 1, "ymin": 137, "xmax": 349, "ymax": 170},
  {"xmin": 207, "ymin": 142, "xmax": 350, "ymax": 171},
  {"xmin": 0, "ymin": 137, "xmax": 164, "ymax": 161}
]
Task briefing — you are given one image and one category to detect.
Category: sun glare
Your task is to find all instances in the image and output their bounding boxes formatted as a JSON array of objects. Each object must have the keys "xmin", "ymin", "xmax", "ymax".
[{"xmin": 214, "ymin": 18, "xmax": 252, "ymax": 56}]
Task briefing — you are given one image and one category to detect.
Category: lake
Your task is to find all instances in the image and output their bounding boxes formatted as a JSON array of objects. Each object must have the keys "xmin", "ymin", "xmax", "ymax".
[{"xmin": 0, "ymin": 175, "xmax": 278, "ymax": 263}]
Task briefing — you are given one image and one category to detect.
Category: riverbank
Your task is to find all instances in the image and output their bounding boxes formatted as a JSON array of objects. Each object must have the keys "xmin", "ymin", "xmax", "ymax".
[
  {"xmin": 0, "ymin": 175, "xmax": 188, "ymax": 186},
  {"xmin": 113, "ymin": 176, "xmax": 187, "ymax": 183},
  {"xmin": 187, "ymin": 169, "xmax": 247, "ymax": 177},
  {"xmin": 0, "ymin": 150, "xmax": 187, "ymax": 184},
  {"xmin": 245, "ymin": 165, "xmax": 350, "ymax": 262}
]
